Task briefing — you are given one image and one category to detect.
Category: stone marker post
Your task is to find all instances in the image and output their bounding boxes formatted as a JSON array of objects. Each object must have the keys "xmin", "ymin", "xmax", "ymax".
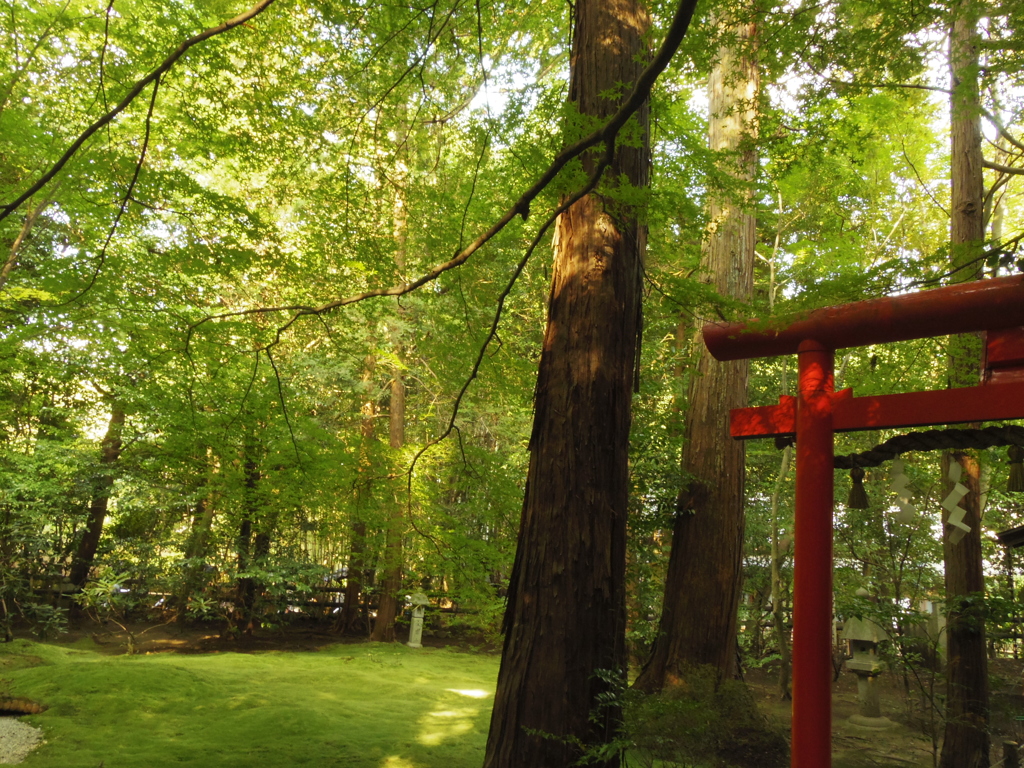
[{"xmin": 407, "ymin": 592, "xmax": 429, "ymax": 648}]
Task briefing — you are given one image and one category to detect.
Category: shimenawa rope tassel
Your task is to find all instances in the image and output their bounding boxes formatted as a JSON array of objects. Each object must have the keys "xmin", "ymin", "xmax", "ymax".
[{"xmin": 847, "ymin": 466, "xmax": 869, "ymax": 509}]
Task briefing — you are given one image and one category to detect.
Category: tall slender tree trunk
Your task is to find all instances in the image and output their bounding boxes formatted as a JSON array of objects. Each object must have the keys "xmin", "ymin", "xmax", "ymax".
[
  {"xmin": 369, "ymin": 372, "xmax": 405, "ymax": 642},
  {"xmin": 370, "ymin": 170, "xmax": 409, "ymax": 643},
  {"xmin": 768, "ymin": 265, "xmax": 792, "ymax": 700},
  {"xmin": 1, "ymin": 505, "xmax": 15, "ymax": 640},
  {"xmin": 185, "ymin": 492, "xmax": 215, "ymax": 565},
  {"xmin": 69, "ymin": 404, "xmax": 125, "ymax": 588},
  {"xmin": 178, "ymin": 470, "xmax": 216, "ymax": 619},
  {"xmin": 339, "ymin": 355, "xmax": 377, "ymax": 635},
  {"xmin": 771, "ymin": 445, "xmax": 793, "ymax": 699},
  {"xmin": 338, "ymin": 519, "xmax": 368, "ymax": 633},
  {"xmin": 1005, "ymin": 546, "xmax": 1017, "ymax": 660},
  {"xmin": 634, "ymin": 11, "xmax": 758, "ymax": 692},
  {"xmin": 940, "ymin": 453, "xmax": 989, "ymax": 767},
  {"xmin": 939, "ymin": 7, "xmax": 990, "ymax": 767},
  {"xmin": 482, "ymin": 0, "xmax": 649, "ymax": 762},
  {"xmin": 236, "ymin": 440, "xmax": 262, "ymax": 635},
  {"xmin": 179, "ymin": 448, "xmax": 220, "ymax": 614}
]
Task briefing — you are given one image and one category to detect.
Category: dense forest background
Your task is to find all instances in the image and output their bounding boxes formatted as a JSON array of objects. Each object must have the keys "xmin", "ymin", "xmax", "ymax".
[{"xmin": 1, "ymin": 0, "xmax": 1023, "ymax": 762}]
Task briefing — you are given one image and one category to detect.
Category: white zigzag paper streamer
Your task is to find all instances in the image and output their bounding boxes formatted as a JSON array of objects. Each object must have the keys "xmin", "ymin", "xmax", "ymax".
[
  {"xmin": 942, "ymin": 460, "xmax": 971, "ymax": 544},
  {"xmin": 889, "ymin": 458, "xmax": 916, "ymax": 523}
]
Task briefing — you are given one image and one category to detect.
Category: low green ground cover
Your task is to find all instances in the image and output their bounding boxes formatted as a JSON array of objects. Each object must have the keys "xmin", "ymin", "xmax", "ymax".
[{"xmin": 0, "ymin": 638, "xmax": 499, "ymax": 768}]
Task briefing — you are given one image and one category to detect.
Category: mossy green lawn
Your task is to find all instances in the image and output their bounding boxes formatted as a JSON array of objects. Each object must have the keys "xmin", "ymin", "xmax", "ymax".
[{"xmin": 1, "ymin": 639, "xmax": 499, "ymax": 768}]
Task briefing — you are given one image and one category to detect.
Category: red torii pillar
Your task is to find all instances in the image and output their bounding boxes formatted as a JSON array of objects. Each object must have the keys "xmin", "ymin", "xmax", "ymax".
[{"xmin": 701, "ymin": 274, "xmax": 1024, "ymax": 768}]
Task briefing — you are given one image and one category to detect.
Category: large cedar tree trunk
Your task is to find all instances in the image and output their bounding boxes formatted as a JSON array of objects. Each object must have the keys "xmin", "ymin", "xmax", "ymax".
[
  {"xmin": 939, "ymin": 8, "xmax": 990, "ymax": 766},
  {"xmin": 634, "ymin": 13, "xmax": 758, "ymax": 691},
  {"xmin": 482, "ymin": 0, "xmax": 649, "ymax": 762},
  {"xmin": 69, "ymin": 404, "xmax": 126, "ymax": 588}
]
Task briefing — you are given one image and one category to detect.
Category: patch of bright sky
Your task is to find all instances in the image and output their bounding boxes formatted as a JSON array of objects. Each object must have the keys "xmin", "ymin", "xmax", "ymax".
[
  {"xmin": 467, "ymin": 47, "xmax": 566, "ymax": 118},
  {"xmin": 469, "ymin": 56, "xmax": 525, "ymax": 116}
]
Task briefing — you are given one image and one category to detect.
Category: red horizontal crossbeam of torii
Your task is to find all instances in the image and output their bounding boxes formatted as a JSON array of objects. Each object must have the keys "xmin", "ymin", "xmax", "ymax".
[{"xmin": 700, "ymin": 274, "xmax": 1024, "ymax": 768}]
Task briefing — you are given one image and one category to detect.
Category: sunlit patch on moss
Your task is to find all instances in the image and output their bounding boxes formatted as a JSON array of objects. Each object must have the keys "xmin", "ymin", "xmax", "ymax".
[{"xmin": 445, "ymin": 689, "xmax": 490, "ymax": 698}]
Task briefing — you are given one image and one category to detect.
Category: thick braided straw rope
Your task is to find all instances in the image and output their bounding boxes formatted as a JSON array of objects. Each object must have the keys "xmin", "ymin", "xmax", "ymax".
[{"xmin": 834, "ymin": 425, "xmax": 1024, "ymax": 469}]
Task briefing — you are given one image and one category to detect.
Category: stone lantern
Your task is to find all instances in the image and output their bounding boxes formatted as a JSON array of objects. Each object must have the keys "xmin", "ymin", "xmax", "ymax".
[
  {"xmin": 842, "ymin": 591, "xmax": 892, "ymax": 728},
  {"xmin": 407, "ymin": 592, "xmax": 429, "ymax": 648}
]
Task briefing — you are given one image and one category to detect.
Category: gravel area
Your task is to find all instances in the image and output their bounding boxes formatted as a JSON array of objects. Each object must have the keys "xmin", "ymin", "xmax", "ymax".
[{"xmin": 0, "ymin": 717, "xmax": 43, "ymax": 764}]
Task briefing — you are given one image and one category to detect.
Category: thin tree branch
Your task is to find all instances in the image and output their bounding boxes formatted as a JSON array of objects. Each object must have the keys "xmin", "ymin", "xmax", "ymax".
[
  {"xmin": 187, "ymin": 0, "xmax": 700, "ymax": 342},
  {"xmin": 226, "ymin": 352, "xmax": 262, "ymax": 433},
  {"xmin": 457, "ymin": 136, "xmax": 490, "ymax": 252},
  {"xmin": 901, "ymin": 138, "xmax": 949, "ymax": 218},
  {"xmin": 475, "ymin": 0, "xmax": 488, "ymax": 101},
  {"xmin": 985, "ymin": 168, "xmax": 1012, "ymax": 209},
  {"xmin": 906, "ymin": 231, "xmax": 1024, "ymax": 288},
  {"xmin": 0, "ymin": 0, "xmax": 278, "ymax": 225},
  {"xmin": 404, "ymin": 144, "xmax": 615, "ymax": 498},
  {"xmin": 362, "ymin": 0, "xmax": 465, "ymax": 125},
  {"xmin": 53, "ymin": 74, "xmax": 161, "ymax": 307},
  {"xmin": 0, "ymin": 0, "xmax": 72, "ymax": 120},
  {"xmin": 265, "ymin": 347, "xmax": 303, "ymax": 465},
  {"xmin": 980, "ymin": 104, "xmax": 1024, "ymax": 153},
  {"xmin": 825, "ymin": 77, "xmax": 952, "ymax": 95},
  {"xmin": 983, "ymin": 159, "xmax": 1024, "ymax": 176},
  {"xmin": 0, "ymin": 195, "xmax": 56, "ymax": 292},
  {"xmin": 642, "ymin": 268, "xmax": 701, "ymax": 318},
  {"xmin": 98, "ymin": 0, "xmax": 116, "ymax": 113}
]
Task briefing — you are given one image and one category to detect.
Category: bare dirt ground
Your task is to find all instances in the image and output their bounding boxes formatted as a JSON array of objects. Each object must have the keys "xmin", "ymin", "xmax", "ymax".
[
  {"xmin": 745, "ymin": 658, "xmax": 1024, "ymax": 768},
  {"xmin": 12, "ymin": 618, "xmax": 1024, "ymax": 767}
]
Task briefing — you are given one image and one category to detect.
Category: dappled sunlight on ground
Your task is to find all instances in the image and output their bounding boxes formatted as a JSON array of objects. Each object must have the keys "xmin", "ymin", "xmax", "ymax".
[
  {"xmin": 379, "ymin": 756, "xmax": 415, "ymax": 768},
  {"xmin": 417, "ymin": 707, "xmax": 479, "ymax": 746},
  {"xmin": 416, "ymin": 687, "xmax": 493, "ymax": 747}
]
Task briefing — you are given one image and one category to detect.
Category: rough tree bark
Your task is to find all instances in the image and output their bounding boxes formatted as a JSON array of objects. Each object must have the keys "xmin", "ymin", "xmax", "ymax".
[
  {"xmin": 482, "ymin": 0, "xmax": 649, "ymax": 762},
  {"xmin": 939, "ymin": 6, "xmax": 990, "ymax": 766},
  {"xmin": 69, "ymin": 403, "xmax": 126, "ymax": 588},
  {"xmin": 634, "ymin": 11, "xmax": 758, "ymax": 691}
]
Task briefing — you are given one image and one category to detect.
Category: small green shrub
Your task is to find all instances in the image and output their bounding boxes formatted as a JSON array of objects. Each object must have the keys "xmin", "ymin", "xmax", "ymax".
[
  {"xmin": 623, "ymin": 666, "xmax": 788, "ymax": 768},
  {"xmin": 23, "ymin": 602, "xmax": 67, "ymax": 641}
]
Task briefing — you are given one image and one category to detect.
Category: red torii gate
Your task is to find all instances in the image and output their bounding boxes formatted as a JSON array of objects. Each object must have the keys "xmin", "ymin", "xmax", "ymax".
[{"xmin": 701, "ymin": 274, "xmax": 1024, "ymax": 768}]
